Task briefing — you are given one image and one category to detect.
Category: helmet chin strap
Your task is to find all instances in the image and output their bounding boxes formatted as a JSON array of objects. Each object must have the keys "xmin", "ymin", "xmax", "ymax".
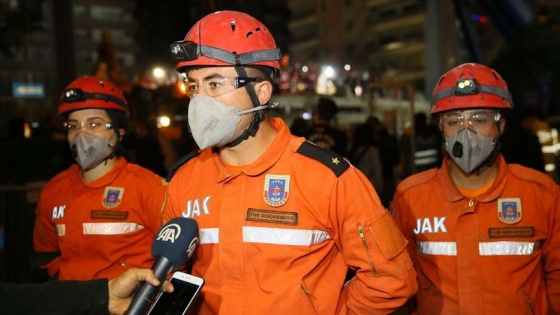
[
  {"xmin": 473, "ymin": 123, "xmax": 502, "ymax": 174},
  {"xmin": 100, "ymin": 132, "xmax": 120, "ymax": 167},
  {"xmin": 481, "ymin": 126, "xmax": 502, "ymax": 168},
  {"xmin": 225, "ymin": 66, "xmax": 266, "ymax": 148}
]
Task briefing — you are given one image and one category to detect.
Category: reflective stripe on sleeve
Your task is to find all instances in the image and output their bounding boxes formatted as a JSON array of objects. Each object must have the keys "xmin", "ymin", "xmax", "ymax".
[
  {"xmin": 56, "ymin": 224, "xmax": 65, "ymax": 236},
  {"xmin": 479, "ymin": 241, "xmax": 539, "ymax": 256},
  {"xmin": 82, "ymin": 222, "xmax": 144, "ymax": 235},
  {"xmin": 198, "ymin": 227, "xmax": 331, "ymax": 246},
  {"xmin": 417, "ymin": 241, "xmax": 457, "ymax": 255},
  {"xmin": 417, "ymin": 241, "xmax": 540, "ymax": 256}
]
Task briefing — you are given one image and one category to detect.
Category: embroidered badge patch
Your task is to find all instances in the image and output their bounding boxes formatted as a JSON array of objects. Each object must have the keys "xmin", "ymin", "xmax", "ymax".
[
  {"xmin": 102, "ymin": 186, "xmax": 124, "ymax": 209},
  {"xmin": 497, "ymin": 198, "xmax": 522, "ymax": 224},
  {"xmin": 263, "ymin": 174, "xmax": 290, "ymax": 207},
  {"xmin": 488, "ymin": 226, "xmax": 534, "ymax": 238},
  {"xmin": 246, "ymin": 208, "xmax": 298, "ymax": 225},
  {"xmin": 91, "ymin": 210, "xmax": 128, "ymax": 220}
]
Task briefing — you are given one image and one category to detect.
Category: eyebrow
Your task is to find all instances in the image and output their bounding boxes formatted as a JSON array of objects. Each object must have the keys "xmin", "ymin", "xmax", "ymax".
[
  {"xmin": 67, "ymin": 116, "xmax": 106, "ymax": 122},
  {"xmin": 187, "ymin": 73, "xmax": 226, "ymax": 82},
  {"xmin": 446, "ymin": 109, "xmax": 495, "ymax": 115}
]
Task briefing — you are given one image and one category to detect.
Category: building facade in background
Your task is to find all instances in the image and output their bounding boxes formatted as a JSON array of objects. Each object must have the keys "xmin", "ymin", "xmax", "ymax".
[
  {"xmin": 284, "ymin": 0, "xmax": 508, "ymax": 97},
  {"xmin": 0, "ymin": 0, "xmax": 138, "ymax": 138}
]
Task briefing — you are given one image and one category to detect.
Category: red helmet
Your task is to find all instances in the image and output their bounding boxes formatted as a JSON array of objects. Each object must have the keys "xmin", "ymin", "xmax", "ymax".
[
  {"xmin": 170, "ymin": 10, "xmax": 281, "ymax": 73},
  {"xmin": 58, "ymin": 76, "xmax": 128, "ymax": 116},
  {"xmin": 431, "ymin": 63, "xmax": 512, "ymax": 113}
]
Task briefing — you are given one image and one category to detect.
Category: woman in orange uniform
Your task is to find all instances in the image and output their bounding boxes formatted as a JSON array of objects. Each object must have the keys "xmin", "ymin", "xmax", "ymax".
[{"xmin": 33, "ymin": 76, "xmax": 167, "ymax": 280}]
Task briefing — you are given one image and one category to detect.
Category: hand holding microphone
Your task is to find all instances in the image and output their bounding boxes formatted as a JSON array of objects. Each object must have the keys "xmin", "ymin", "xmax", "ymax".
[{"xmin": 125, "ymin": 217, "xmax": 199, "ymax": 315}]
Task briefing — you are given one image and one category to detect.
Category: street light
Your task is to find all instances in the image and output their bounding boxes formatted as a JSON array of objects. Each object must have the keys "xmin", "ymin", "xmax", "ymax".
[
  {"xmin": 151, "ymin": 66, "xmax": 169, "ymax": 86},
  {"xmin": 156, "ymin": 115, "xmax": 171, "ymax": 128},
  {"xmin": 152, "ymin": 67, "xmax": 165, "ymax": 79},
  {"xmin": 317, "ymin": 65, "xmax": 336, "ymax": 95}
]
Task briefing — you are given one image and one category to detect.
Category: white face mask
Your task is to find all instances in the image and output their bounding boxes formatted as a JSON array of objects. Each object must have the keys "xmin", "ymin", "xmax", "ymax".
[
  {"xmin": 187, "ymin": 94, "xmax": 268, "ymax": 149},
  {"xmin": 70, "ymin": 133, "xmax": 115, "ymax": 170},
  {"xmin": 445, "ymin": 128, "xmax": 496, "ymax": 173}
]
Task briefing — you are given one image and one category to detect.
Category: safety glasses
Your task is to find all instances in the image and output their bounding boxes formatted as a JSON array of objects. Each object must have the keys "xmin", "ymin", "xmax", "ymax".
[
  {"xmin": 64, "ymin": 117, "xmax": 114, "ymax": 135},
  {"xmin": 184, "ymin": 76, "xmax": 264, "ymax": 98},
  {"xmin": 441, "ymin": 109, "xmax": 501, "ymax": 131},
  {"xmin": 60, "ymin": 88, "xmax": 126, "ymax": 107}
]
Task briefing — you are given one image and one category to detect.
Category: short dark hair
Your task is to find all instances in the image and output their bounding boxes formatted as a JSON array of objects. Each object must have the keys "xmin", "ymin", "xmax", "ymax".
[
  {"xmin": 316, "ymin": 96, "xmax": 338, "ymax": 121},
  {"xmin": 105, "ymin": 109, "xmax": 129, "ymax": 157}
]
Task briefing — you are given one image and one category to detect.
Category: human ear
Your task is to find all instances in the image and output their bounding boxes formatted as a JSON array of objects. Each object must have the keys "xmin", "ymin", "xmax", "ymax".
[
  {"xmin": 255, "ymin": 81, "xmax": 272, "ymax": 105},
  {"xmin": 499, "ymin": 118, "xmax": 506, "ymax": 134}
]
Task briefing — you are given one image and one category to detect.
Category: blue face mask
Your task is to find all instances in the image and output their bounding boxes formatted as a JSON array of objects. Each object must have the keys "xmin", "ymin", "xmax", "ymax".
[{"xmin": 444, "ymin": 128, "xmax": 496, "ymax": 173}]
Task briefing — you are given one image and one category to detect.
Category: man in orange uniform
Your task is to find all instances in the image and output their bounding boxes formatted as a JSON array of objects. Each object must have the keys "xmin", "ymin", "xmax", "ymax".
[
  {"xmin": 163, "ymin": 10, "xmax": 417, "ymax": 314},
  {"xmin": 33, "ymin": 76, "xmax": 167, "ymax": 280},
  {"xmin": 391, "ymin": 63, "xmax": 560, "ymax": 314}
]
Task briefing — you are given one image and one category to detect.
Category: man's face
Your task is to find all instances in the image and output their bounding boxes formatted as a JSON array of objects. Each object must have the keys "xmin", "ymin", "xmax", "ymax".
[{"xmin": 186, "ymin": 66, "xmax": 257, "ymax": 141}]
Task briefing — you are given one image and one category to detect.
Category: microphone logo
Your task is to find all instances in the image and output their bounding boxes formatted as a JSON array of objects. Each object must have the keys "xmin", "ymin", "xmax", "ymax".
[
  {"xmin": 157, "ymin": 223, "xmax": 181, "ymax": 243},
  {"xmin": 187, "ymin": 237, "xmax": 198, "ymax": 258}
]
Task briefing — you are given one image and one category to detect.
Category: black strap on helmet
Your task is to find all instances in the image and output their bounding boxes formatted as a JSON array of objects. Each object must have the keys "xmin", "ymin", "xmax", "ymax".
[
  {"xmin": 225, "ymin": 66, "xmax": 267, "ymax": 148},
  {"xmin": 432, "ymin": 78, "xmax": 513, "ymax": 106},
  {"xmin": 170, "ymin": 41, "xmax": 281, "ymax": 66}
]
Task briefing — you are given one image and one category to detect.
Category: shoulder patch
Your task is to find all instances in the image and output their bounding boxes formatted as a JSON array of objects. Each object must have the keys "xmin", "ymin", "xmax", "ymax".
[
  {"xmin": 166, "ymin": 150, "xmax": 200, "ymax": 182},
  {"xmin": 395, "ymin": 168, "xmax": 438, "ymax": 194},
  {"xmin": 296, "ymin": 141, "xmax": 350, "ymax": 177}
]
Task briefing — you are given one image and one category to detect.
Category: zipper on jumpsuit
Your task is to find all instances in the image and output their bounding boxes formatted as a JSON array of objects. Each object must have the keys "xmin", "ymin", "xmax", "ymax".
[
  {"xmin": 522, "ymin": 291, "xmax": 535, "ymax": 314},
  {"xmin": 358, "ymin": 225, "xmax": 379, "ymax": 276},
  {"xmin": 299, "ymin": 225, "xmax": 380, "ymax": 304},
  {"xmin": 464, "ymin": 198, "xmax": 534, "ymax": 314}
]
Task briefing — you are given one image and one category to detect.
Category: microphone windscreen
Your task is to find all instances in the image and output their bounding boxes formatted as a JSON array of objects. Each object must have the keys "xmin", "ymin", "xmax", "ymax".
[{"xmin": 151, "ymin": 217, "xmax": 199, "ymax": 269}]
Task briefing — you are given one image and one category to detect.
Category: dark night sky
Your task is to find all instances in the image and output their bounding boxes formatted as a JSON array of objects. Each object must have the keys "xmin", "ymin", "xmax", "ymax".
[{"xmin": 134, "ymin": 1, "xmax": 291, "ymax": 68}]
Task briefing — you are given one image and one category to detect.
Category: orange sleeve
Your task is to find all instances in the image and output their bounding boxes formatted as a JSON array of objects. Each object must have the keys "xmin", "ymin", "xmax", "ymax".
[
  {"xmin": 32, "ymin": 196, "xmax": 61, "ymax": 277},
  {"xmin": 545, "ymin": 188, "xmax": 560, "ymax": 314},
  {"xmin": 163, "ymin": 175, "xmax": 182, "ymax": 224},
  {"xmin": 142, "ymin": 175, "xmax": 168, "ymax": 233},
  {"xmin": 335, "ymin": 168, "xmax": 418, "ymax": 314}
]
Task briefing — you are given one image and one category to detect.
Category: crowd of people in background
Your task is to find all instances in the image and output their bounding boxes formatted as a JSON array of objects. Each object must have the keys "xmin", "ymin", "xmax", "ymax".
[{"xmin": 287, "ymin": 95, "xmax": 559, "ymax": 209}]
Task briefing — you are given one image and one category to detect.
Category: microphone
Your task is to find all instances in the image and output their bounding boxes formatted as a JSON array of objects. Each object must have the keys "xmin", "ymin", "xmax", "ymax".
[{"xmin": 125, "ymin": 217, "xmax": 199, "ymax": 315}]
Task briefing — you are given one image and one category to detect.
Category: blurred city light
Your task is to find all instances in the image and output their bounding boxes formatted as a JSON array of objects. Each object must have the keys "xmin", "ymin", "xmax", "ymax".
[
  {"xmin": 323, "ymin": 65, "xmax": 335, "ymax": 78},
  {"xmin": 152, "ymin": 67, "xmax": 165, "ymax": 79},
  {"xmin": 156, "ymin": 115, "xmax": 171, "ymax": 128},
  {"xmin": 471, "ymin": 14, "xmax": 488, "ymax": 24}
]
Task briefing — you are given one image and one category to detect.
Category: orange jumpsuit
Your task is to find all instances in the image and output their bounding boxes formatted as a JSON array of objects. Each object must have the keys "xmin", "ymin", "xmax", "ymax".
[
  {"xmin": 33, "ymin": 157, "xmax": 166, "ymax": 280},
  {"xmin": 164, "ymin": 118, "xmax": 417, "ymax": 315},
  {"xmin": 392, "ymin": 155, "xmax": 560, "ymax": 314}
]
